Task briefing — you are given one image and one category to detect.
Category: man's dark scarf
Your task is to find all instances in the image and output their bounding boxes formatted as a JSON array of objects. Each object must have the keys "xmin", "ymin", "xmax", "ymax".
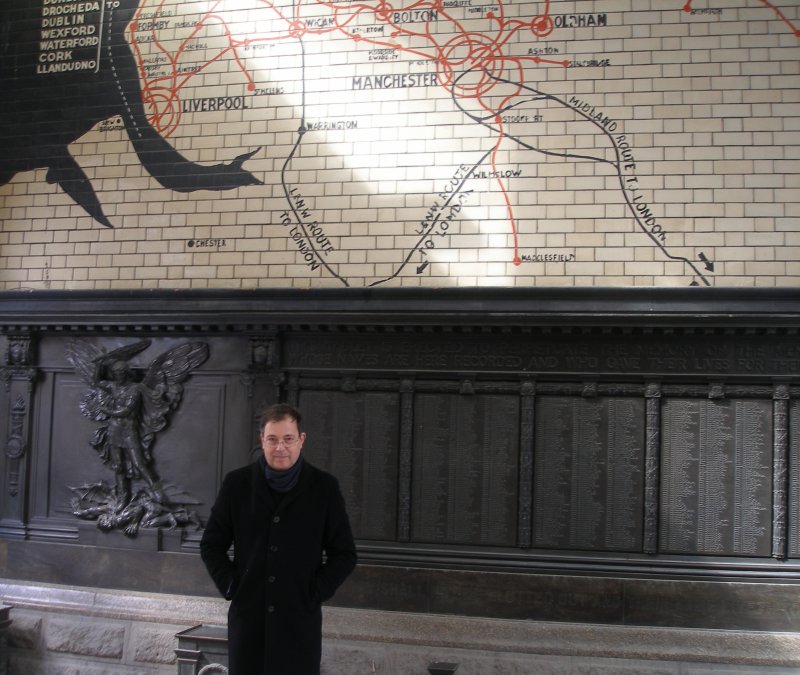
[{"xmin": 262, "ymin": 454, "xmax": 304, "ymax": 493}]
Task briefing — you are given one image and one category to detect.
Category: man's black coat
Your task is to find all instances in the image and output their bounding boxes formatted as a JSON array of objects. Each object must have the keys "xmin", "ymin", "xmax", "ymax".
[{"xmin": 200, "ymin": 458, "xmax": 357, "ymax": 675}]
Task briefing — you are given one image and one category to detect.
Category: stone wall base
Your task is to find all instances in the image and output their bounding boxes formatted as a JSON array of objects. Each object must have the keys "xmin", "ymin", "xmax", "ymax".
[{"xmin": 1, "ymin": 580, "xmax": 799, "ymax": 674}]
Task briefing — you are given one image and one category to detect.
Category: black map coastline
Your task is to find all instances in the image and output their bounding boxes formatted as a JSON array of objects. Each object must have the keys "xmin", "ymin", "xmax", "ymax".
[{"xmin": 0, "ymin": 0, "xmax": 261, "ymax": 228}]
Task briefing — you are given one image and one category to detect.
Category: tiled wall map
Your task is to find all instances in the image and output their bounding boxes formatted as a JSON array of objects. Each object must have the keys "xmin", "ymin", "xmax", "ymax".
[{"xmin": 0, "ymin": 0, "xmax": 797, "ymax": 288}]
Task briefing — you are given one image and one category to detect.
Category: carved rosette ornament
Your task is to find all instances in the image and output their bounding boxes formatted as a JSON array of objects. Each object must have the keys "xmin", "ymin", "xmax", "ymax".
[{"xmin": 65, "ymin": 339, "xmax": 210, "ymax": 536}]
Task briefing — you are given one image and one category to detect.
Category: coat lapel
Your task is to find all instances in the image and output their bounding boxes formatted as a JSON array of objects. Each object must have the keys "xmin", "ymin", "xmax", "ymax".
[
  {"xmin": 274, "ymin": 460, "xmax": 313, "ymax": 513},
  {"xmin": 250, "ymin": 459, "xmax": 278, "ymax": 515}
]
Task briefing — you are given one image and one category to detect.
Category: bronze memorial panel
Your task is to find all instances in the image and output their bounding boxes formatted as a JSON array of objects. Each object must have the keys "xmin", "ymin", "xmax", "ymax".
[
  {"xmin": 411, "ymin": 393, "xmax": 519, "ymax": 546},
  {"xmin": 299, "ymin": 389, "xmax": 400, "ymax": 541},
  {"xmin": 660, "ymin": 399, "xmax": 772, "ymax": 556},
  {"xmin": 533, "ymin": 397, "xmax": 645, "ymax": 552}
]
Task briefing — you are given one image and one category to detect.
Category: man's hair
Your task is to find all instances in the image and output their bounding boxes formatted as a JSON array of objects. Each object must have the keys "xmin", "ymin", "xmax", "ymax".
[{"xmin": 259, "ymin": 403, "xmax": 303, "ymax": 433}]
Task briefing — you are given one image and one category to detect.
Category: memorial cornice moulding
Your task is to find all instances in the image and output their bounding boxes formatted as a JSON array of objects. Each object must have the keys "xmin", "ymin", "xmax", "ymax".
[{"xmin": 0, "ymin": 287, "xmax": 798, "ymax": 333}]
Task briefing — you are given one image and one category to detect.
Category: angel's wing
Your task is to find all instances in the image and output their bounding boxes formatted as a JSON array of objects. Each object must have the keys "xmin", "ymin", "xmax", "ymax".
[
  {"xmin": 65, "ymin": 340, "xmax": 111, "ymax": 422},
  {"xmin": 98, "ymin": 339, "xmax": 151, "ymax": 366},
  {"xmin": 143, "ymin": 342, "xmax": 209, "ymax": 392},
  {"xmin": 65, "ymin": 340, "xmax": 104, "ymax": 385},
  {"xmin": 139, "ymin": 342, "xmax": 210, "ymax": 449}
]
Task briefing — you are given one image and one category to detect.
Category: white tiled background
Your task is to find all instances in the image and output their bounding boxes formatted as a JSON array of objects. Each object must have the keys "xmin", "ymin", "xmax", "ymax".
[{"xmin": 1, "ymin": 0, "xmax": 797, "ymax": 289}]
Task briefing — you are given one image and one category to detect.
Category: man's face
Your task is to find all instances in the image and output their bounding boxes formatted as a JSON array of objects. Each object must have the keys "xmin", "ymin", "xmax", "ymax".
[{"xmin": 261, "ymin": 416, "xmax": 305, "ymax": 471}]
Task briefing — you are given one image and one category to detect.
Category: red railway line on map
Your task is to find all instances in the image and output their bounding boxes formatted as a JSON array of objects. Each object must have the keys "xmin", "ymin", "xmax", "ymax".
[
  {"xmin": 126, "ymin": 0, "xmax": 798, "ymax": 284},
  {"xmin": 129, "ymin": 0, "xmax": 569, "ymax": 268},
  {"xmin": 683, "ymin": 0, "xmax": 799, "ymax": 36}
]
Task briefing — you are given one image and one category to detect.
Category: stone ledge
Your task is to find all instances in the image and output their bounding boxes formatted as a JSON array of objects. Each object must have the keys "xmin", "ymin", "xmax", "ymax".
[
  {"xmin": 0, "ymin": 580, "xmax": 227, "ymax": 626},
  {"xmin": 2, "ymin": 579, "xmax": 799, "ymax": 668},
  {"xmin": 325, "ymin": 607, "xmax": 800, "ymax": 667}
]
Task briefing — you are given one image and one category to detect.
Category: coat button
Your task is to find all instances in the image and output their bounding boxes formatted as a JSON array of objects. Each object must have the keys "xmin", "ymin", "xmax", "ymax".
[
  {"xmin": 269, "ymin": 545, "xmax": 278, "ymax": 552},
  {"xmin": 267, "ymin": 605, "xmax": 275, "ymax": 613},
  {"xmin": 268, "ymin": 576, "xmax": 276, "ymax": 583},
  {"xmin": 273, "ymin": 515, "xmax": 280, "ymax": 523}
]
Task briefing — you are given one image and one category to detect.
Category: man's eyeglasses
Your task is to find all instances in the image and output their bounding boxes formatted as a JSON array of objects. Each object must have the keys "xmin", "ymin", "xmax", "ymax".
[{"xmin": 264, "ymin": 436, "xmax": 300, "ymax": 448}]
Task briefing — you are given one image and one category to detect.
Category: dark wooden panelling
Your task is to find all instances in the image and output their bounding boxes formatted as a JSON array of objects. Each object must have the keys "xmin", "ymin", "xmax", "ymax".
[{"xmin": 1, "ymin": 288, "xmax": 799, "ymax": 630}]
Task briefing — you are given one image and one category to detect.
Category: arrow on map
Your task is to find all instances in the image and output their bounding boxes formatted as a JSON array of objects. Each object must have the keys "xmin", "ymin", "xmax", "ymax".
[{"xmin": 698, "ymin": 252, "xmax": 715, "ymax": 272}]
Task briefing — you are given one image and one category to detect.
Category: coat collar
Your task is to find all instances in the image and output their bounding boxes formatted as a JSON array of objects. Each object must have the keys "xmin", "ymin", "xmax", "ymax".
[{"xmin": 251, "ymin": 456, "xmax": 313, "ymax": 513}]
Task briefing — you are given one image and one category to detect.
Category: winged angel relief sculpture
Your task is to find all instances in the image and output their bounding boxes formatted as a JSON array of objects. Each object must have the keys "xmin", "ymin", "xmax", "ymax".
[{"xmin": 65, "ymin": 339, "xmax": 209, "ymax": 536}]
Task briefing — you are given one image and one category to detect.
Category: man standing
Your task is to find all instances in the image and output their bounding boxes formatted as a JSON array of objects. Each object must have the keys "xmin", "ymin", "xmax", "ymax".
[{"xmin": 201, "ymin": 403, "xmax": 357, "ymax": 674}]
